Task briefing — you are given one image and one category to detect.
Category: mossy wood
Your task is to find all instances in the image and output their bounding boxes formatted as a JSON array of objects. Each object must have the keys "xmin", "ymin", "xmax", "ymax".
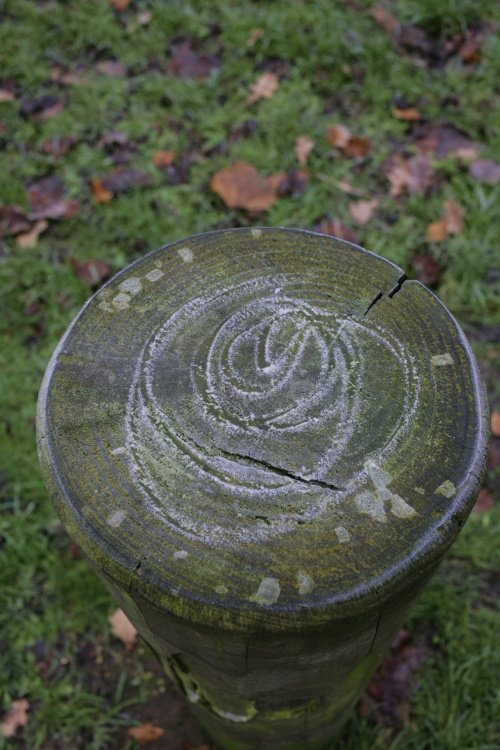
[{"xmin": 37, "ymin": 228, "xmax": 488, "ymax": 749}]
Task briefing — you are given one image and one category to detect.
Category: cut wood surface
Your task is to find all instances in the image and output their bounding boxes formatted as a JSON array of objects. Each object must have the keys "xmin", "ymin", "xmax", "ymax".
[{"xmin": 37, "ymin": 228, "xmax": 488, "ymax": 749}]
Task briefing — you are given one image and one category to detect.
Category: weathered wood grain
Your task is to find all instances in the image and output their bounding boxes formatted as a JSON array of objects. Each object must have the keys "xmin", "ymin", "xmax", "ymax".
[{"xmin": 37, "ymin": 228, "xmax": 488, "ymax": 749}]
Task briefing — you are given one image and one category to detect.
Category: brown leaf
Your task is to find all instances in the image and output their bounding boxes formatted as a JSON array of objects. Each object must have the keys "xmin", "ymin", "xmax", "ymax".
[
  {"xmin": 410, "ymin": 254, "xmax": 440, "ymax": 286},
  {"xmin": 71, "ymin": 258, "xmax": 111, "ymax": 288},
  {"xmin": 127, "ymin": 723, "xmax": 165, "ymax": 745},
  {"xmin": 111, "ymin": 0, "xmax": 130, "ymax": 10},
  {"xmin": 327, "ymin": 125, "xmax": 370, "ymax": 158},
  {"xmin": 168, "ymin": 41, "xmax": 219, "ymax": 79},
  {"xmin": 295, "ymin": 135, "xmax": 314, "ymax": 167},
  {"xmin": 109, "ymin": 608, "xmax": 138, "ymax": 651},
  {"xmin": 369, "ymin": 4, "xmax": 400, "ymax": 34},
  {"xmin": 387, "ymin": 155, "xmax": 433, "ymax": 197},
  {"xmin": 470, "ymin": 159, "xmax": 500, "ymax": 184},
  {"xmin": 1, "ymin": 699, "xmax": 29, "ymax": 738},
  {"xmin": 50, "ymin": 65, "xmax": 87, "ymax": 86},
  {"xmin": 0, "ymin": 204, "xmax": 31, "ymax": 237},
  {"xmin": 246, "ymin": 28, "xmax": 264, "ymax": 47},
  {"xmin": 0, "ymin": 88, "xmax": 15, "ymax": 102},
  {"xmin": 247, "ymin": 72, "xmax": 279, "ymax": 104},
  {"xmin": 459, "ymin": 29, "xmax": 487, "ymax": 63},
  {"xmin": 492, "ymin": 411, "xmax": 500, "ymax": 437},
  {"xmin": 473, "ymin": 488, "xmax": 494, "ymax": 513},
  {"xmin": 275, "ymin": 168, "xmax": 309, "ymax": 198},
  {"xmin": 91, "ymin": 178, "xmax": 114, "ymax": 204},
  {"xmin": 334, "ymin": 180, "xmax": 367, "ymax": 196},
  {"xmin": 314, "ymin": 218, "xmax": 359, "ymax": 245},
  {"xmin": 426, "ymin": 219, "xmax": 447, "ymax": 242},
  {"xmin": 392, "ymin": 107, "xmax": 420, "ymax": 121},
  {"xmin": 27, "ymin": 176, "xmax": 79, "ymax": 220},
  {"xmin": 443, "ymin": 199, "xmax": 463, "ymax": 235},
  {"xmin": 152, "ymin": 149, "xmax": 176, "ymax": 168},
  {"xmin": 16, "ymin": 220, "xmax": 48, "ymax": 248},
  {"xmin": 96, "ymin": 60, "xmax": 127, "ymax": 77},
  {"xmin": 41, "ymin": 135, "xmax": 77, "ymax": 157},
  {"xmin": 414, "ymin": 123, "xmax": 481, "ymax": 160},
  {"xmin": 348, "ymin": 198, "xmax": 379, "ymax": 225},
  {"xmin": 21, "ymin": 95, "xmax": 64, "ymax": 122},
  {"xmin": 100, "ymin": 169, "xmax": 151, "ymax": 193},
  {"xmin": 210, "ymin": 161, "xmax": 282, "ymax": 212}
]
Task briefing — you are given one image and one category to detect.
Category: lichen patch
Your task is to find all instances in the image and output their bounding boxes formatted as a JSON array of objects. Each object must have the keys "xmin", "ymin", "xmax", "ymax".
[
  {"xmin": 177, "ymin": 246, "xmax": 193, "ymax": 263},
  {"xmin": 173, "ymin": 550, "xmax": 189, "ymax": 560},
  {"xmin": 119, "ymin": 277, "xmax": 142, "ymax": 295},
  {"xmin": 250, "ymin": 577, "xmax": 280, "ymax": 605},
  {"xmin": 107, "ymin": 510, "xmax": 126, "ymax": 527},
  {"xmin": 296, "ymin": 570, "xmax": 315, "ymax": 594},
  {"xmin": 112, "ymin": 292, "xmax": 130, "ymax": 310},
  {"xmin": 335, "ymin": 526, "xmax": 350, "ymax": 543},
  {"xmin": 250, "ymin": 228, "xmax": 262, "ymax": 239},
  {"xmin": 215, "ymin": 584, "xmax": 228, "ymax": 595},
  {"xmin": 390, "ymin": 493, "xmax": 417, "ymax": 518},
  {"xmin": 431, "ymin": 353, "xmax": 454, "ymax": 366},
  {"xmin": 145, "ymin": 268, "xmax": 164, "ymax": 282},
  {"xmin": 435, "ymin": 480, "xmax": 456, "ymax": 498},
  {"xmin": 355, "ymin": 490, "xmax": 387, "ymax": 522}
]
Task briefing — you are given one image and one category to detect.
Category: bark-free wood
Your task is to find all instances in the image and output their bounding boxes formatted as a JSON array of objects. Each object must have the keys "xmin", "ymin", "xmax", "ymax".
[{"xmin": 37, "ymin": 228, "xmax": 488, "ymax": 749}]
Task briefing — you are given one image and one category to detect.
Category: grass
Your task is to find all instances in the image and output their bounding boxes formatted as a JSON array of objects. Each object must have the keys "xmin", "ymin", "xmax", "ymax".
[{"xmin": 0, "ymin": 0, "xmax": 499, "ymax": 748}]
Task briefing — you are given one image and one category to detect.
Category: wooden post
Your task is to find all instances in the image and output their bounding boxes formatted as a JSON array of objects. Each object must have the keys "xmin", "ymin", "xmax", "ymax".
[{"xmin": 37, "ymin": 228, "xmax": 488, "ymax": 750}]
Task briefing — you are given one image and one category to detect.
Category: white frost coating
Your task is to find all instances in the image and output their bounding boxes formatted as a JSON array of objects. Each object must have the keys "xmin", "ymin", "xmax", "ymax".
[
  {"xmin": 335, "ymin": 526, "xmax": 350, "ymax": 543},
  {"xmin": 296, "ymin": 570, "xmax": 315, "ymax": 594},
  {"xmin": 250, "ymin": 577, "xmax": 281, "ymax": 605},
  {"xmin": 173, "ymin": 550, "xmax": 189, "ymax": 560},
  {"xmin": 119, "ymin": 277, "xmax": 142, "ymax": 295},
  {"xmin": 435, "ymin": 480, "xmax": 456, "ymax": 498},
  {"xmin": 431, "ymin": 353, "xmax": 454, "ymax": 366},
  {"xmin": 124, "ymin": 274, "xmax": 422, "ymax": 544},
  {"xmin": 177, "ymin": 246, "xmax": 193, "ymax": 262},
  {"xmin": 107, "ymin": 510, "xmax": 126, "ymax": 527},
  {"xmin": 146, "ymin": 269, "xmax": 164, "ymax": 282},
  {"xmin": 112, "ymin": 292, "xmax": 130, "ymax": 309}
]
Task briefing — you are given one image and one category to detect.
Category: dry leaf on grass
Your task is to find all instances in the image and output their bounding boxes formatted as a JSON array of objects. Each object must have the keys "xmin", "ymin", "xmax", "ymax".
[
  {"xmin": 71, "ymin": 258, "xmax": 111, "ymax": 288},
  {"xmin": 410, "ymin": 254, "xmax": 440, "ymax": 286},
  {"xmin": 21, "ymin": 95, "xmax": 64, "ymax": 122},
  {"xmin": 294, "ymin": 135, "xmax": 314, "ymax": 167},
  {"xmin": 0, "ymin": 88, "xmax": 15, "ymax": 102},
  {"xmin": 16, "ymin": 220, "xmax": 48, "ymax": 248},
  {"xmin": 246, "ymin": 28, "xmax": 264, "ymax": 47},
  {"xmin": 247, "ymin": 72, "xmax": 279, "ymax": 104},
  {"xmin": 96, "ymin": 60, "xmax": 126, "ymax": 77},
  {"xmin": 369, "ymin": 4, "xmax": 400, "ymax": 34},
  {"xmin": 392, "ymin": 107, "xmax": 420, "ymax": 121},
  {"xmin": 1, "ymin": 699, "xmax": 29, "ymax": 738},
  {"xmin": 327, "ymin": 125, "xmax": 370, "ymax": 158},
  {"xmin": 414, "ymin": 123, "xmax": 481, "ymax": 160},
  {"xmin": 27, "ymin": 176, "xmax": 79, "ymax": 220},
  {"xmin": 314, "ymin": 218, "xmax": 359, "ymax": 245},
  {"xmin": 111, "ymin": 0, "xmax": 130, "ymax": 10},
  {"xmin": 91, "ymin": 178, "xmax": 113, "ymax": 204},
  {"xmin": 348, "ymin": 198, "xmax": 379, "ymax": 225},
  {"xmin": 210, "ymin": 161, "xmax": 283, "ymax": 212},
  {"xmin": 41, "ymin": 135, "xmax": 77, "ymax": 157},
  {"xmin": 109, "ymin": 608, "xmax": 138, "ymax": 651},
  {"xmin": 386, "ymin": 155, "xmax": 433, "ymax": 197},
  {"xmin": 168, "ymin": 42, "xmax": 219, "ymax": 79},
  {"xmin": 491, "ymin": 411, "xmax": 500, "ymax": 437},
  {"xmin": 426, "ymin": 199, "xmax": 463, "ymax": 241},
  {"xmin": 426, "ymin": 219, "xmax": 447, "ymax": 242},
  {"xmin": 126, "ymin": 722, "xmax": 165, "ymax": 745},
  {"xmin": 152, "ymin": 150, "xmax": 176, "ymax": 168},
  {"xmin": 100, "ymin": 169, "xmax": 151, "ymax": 193},
  {"xmin": 0, "ymin": 204, "xmax": 31, "ymax": 237},
  {"xmin": 470, "ymin": 159, "xmax": 500, "ymax": 184}
]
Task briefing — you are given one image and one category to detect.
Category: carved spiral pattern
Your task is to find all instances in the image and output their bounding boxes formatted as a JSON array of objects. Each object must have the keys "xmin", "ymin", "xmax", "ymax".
[{"xmin": 126, "ymin": 276, "xmax": 420, "ymax": 542}]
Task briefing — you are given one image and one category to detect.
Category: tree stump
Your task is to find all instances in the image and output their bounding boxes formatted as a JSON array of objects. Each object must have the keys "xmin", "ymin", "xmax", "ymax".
[{"xmin": 37, "ymin": 228, "xmax": 488, "ymax": 750}]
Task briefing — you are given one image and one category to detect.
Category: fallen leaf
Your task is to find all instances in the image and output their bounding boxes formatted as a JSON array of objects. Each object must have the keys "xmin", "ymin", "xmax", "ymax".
[
  {"xmin": 27, "ymin": 176, "xmax": 79, "ymax": 220},
  {"xmin": 473, "ymin": 488, "xmax": 494, "ymax": 513},
  {"xmin": 96, "ymin": 60, "xmax": 126, "ymax": 77},
  {"xmin": 210, "ymin": 161, "xmax": 282, "ymax": 211},
  {"xmin": 295, "ymin": 135, "xmax": 314, "ymax": 167},
  {"xmin": 398, "ymin": 23, "xmax": 432, "ymax": 56},
  {"xmin": 327, "ymin": 125, "xmax": 370, "ymax": 158},
  {"xmin": 91, "ymin": 178, "xmax": 114, "ymax": 204},
  {"xmin": 71, "ymin": 258, "xmax": 111, "ymax": 288},
  {"xmin": 136, "ymin": 10, "xmax": 152, "ymax": 25},
  {"xmin": 168, "ymin": 41, "xmax": 219, "ymax": 79},
  {"xmin": 0, "ymin": 88, "xmax": 15, "ymax": 102},
  {"xmin": 275, "ymin": 168, "xmax": 309, "ymax": 197},
  {"xmin": 410, "ymin": 254, "xmax": 440, "ymax": 286},
  {"xmin": 100, "ymin": 169, "xmax": 151, "ymax": 192},
  {"xmin": 470, "ymin": 159, "xmax": 500, "ymax": 184},
  {"xmin": 152, "ymin": 149, "xmax": 176, "ymax": 168},
  {"xmin": 246, "ymin": 28, "xmax": 263, "ymax": 47},
  {"xmin": 109, "ymin": 608, "xmax": 138, "ymax": 651},
  {"xmin": 443, "ymin": 199, "xmax": 463, "ymax": 235},
  {"xmin": 16, "ymin": 220, "xmax": 48, "ymax": 248},
  {"xmin": 111, "ymin": 0, "xmax": 130, "ymax": 10},
  {"xmin": 492, "ymin": 411, "xmax": 500, "ymax": 437},
  {"xmin": 127, "ymin": 723, "xmax": 165, "ymax": 745},
  {"xmin": 392, "ymin": 107, "xmax": 420, "ymax": 121},
  {"xmin": 414, "ymin": 123, "xmax": 481, "ymax": 160},
  {"xmin": 247, "ymin": 71, "xmax": 279, "ymax": 104},
  {"xmin": 386, "ymin": 155, "xmax": 433, "ymax": 197},
  {"xmin": 369, "ymin": 4, "xmax": 400, "ymax": 34},
  {"xmin": 314, "ymin": 218, "xmax": 359, "ymax": 244},
  {"xmin": 41, "ymin": 135, "xmax": 77, "ymax": 157},
  {"xmin": 0, "ymin": 204, "xmax": 31, "ymax": 237},
  {"xmin": 50, "ymin": 65, "xmax": 87, "ymax": 86},
  {"xmin": 1, "ymin": 699, "xmax": 29, "ymax": 738},
  {"xmin": 348, "ymin": 198, "xmax": 379, "ymax": 225},
  {"xmin": 20, "ymin": 95, "xmax": 64, "ymax": 122},
  {"xmin": 459, "ymin": 28, "xmax": 487, "ymax": 63},
  {"xmin": 426, "ymin": 219, "xmax": 447, "ymax": 242},
  {"xmin": 334, "ymin": 179, "xmax": 367, "ymax": 196}
]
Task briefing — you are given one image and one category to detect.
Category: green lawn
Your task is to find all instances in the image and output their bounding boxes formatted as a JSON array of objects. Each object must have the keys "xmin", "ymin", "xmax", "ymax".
[{"xmin": 0, "ymin": 1, "xmax": 499, "ymax": 748}]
